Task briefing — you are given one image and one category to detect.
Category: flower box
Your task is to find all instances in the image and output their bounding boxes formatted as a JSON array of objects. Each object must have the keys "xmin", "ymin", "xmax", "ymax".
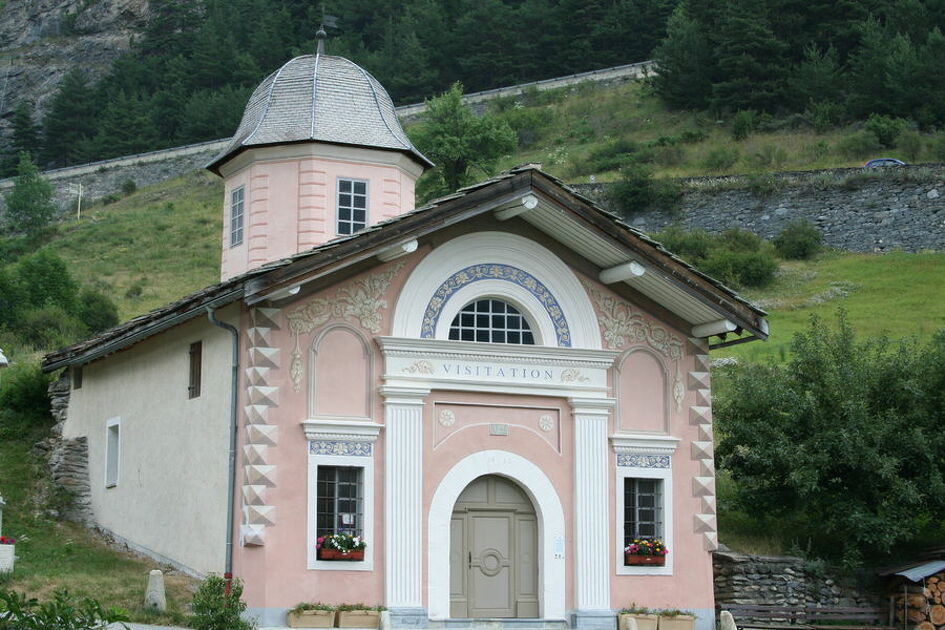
[
  {"xmin": 337, "ymin": 610, "xmax": 380, "ymax": 628},
  {"xmin": 318, "ymin": 548, "xmax": 364, "ymax": 561},
  {"xmin": 625, "ymin": 553, "xmax": 665, "ymax": 566},
  {"xmin": 620, "ymin": 613, "xmax": 659, "ymax": 630},
  {"xmin": 0, "ymin": 544, "xmax": 13, "ymax": 573},
  {"xmin": 287, "ymin": 609, "xmax": 335, "ymax": 628},
  {"xmin": 658, "ymin": 615, "xmax": 695, "ymax": 630}
]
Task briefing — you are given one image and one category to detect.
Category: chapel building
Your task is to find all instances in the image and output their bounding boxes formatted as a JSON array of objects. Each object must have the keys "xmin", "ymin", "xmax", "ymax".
[{"xmin": 43, "ymin": 37, "xmax": 768, "ymax": 630}]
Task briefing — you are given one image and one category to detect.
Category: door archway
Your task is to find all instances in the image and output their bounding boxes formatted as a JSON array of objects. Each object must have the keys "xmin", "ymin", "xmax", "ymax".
[
  {"xmin": 450, "ymin": 475, "xmax": 538, "ymax": 617},
  {"xmin": 427, "ymin": 450, "xmax": 566, "ymax": 621}
]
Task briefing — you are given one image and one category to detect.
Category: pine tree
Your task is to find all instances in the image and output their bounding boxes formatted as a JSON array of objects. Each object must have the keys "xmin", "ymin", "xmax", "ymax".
[
  {"xmin": 710, "ymin": 0, "xmax": 789, "ymax": 113},
  {"xmin": 41, "ymin": 69, "xmax": 98, "ymax": 167},
  {"xmin": 3, "ymin": 153, "xmax": 57, "ymax": 237},
  {"xmin": 652, "ymin": 6, "xmax": 715, "ymax": 109},
  {"xmin": 1, "ymin": 103, "xmax": 42, "ymax": 177},
  {"xmin": 91, "ymin": 91, "xmax": 159, "ymax": 159}
]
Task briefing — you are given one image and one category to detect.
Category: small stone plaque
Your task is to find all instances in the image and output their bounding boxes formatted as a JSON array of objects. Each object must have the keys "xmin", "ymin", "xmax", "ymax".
[{"xmin": 489, "ymin": 423, "xmax": 508, "ymax": 436}]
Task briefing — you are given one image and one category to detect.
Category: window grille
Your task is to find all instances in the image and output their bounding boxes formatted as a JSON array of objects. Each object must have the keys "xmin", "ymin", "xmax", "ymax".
[
  {"xmin": 230, "ymin": 186, "xmax": 244, "ymax": 247},
  {"xmin": 337, "ymin": 179, "xmax": 368, "ymax": 235},
  {"xmin": 623, "ymin": 478, "xmax": 663, "ymax": 545},
  {"xmin": 188, "ymin": 341, "xmax": 202, "ymax": 399},
  {"xmin": 316, "ymin": 466, "xmax": 363, "ymax": 538},
  {"xmin": 448, "ymin": 299, "xmax": 535, "ymax": 344}
]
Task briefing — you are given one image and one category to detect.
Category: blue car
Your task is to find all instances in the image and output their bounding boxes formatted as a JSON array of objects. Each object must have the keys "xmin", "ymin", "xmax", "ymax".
[{"xmin": 864, "ymin": 158, "xmax": 906, "ymax": 167}]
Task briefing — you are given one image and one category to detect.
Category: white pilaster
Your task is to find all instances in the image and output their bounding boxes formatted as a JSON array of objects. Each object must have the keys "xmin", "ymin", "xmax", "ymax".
[
  {"xmin": 382, "ymin": 386, "xmax": 430, "ymax": 612},
  {"xmin": 570, "ymin": 397, "xmax": 616, "ymax": 618}
]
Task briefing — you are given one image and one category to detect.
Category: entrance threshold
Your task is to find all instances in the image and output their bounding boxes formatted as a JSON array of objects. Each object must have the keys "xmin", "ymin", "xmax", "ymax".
[{"xmin": 432, "ymin": 619, "xmax": 570, "ymax": 630}]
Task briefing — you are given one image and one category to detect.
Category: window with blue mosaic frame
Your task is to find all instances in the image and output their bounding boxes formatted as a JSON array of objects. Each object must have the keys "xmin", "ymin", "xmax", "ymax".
[{"xmin": 448, "ymin": 299, "xmax": 535, "ymax": 344}]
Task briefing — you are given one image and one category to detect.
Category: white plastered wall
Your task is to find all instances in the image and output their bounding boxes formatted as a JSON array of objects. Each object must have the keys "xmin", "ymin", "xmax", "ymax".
[{"xmin": 63, "ymin": 305, "xmax": 237, "ymax": 575}]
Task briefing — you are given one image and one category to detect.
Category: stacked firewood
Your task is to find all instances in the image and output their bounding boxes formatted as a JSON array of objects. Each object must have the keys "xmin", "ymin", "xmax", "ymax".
[{"xmin": 895, "ymin": 573, "xmax": 945, "ymax": 630}]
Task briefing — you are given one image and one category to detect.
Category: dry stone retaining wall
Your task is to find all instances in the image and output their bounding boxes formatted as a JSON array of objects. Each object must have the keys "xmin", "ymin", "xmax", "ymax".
[
  {"xmin": 713, "ymin": 550, "xmax": 881, "ymax": 608},
  {"xmin": 574, "ymin": 165, "xmax": 945, "ymax": 253}
]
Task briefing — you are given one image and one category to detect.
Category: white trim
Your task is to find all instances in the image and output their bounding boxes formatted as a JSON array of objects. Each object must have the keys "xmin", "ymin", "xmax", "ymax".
[
  {"xmin": 306, "ymin": 452, "xmax": 376, "ymax": 572},
  {"xmin": 302, "ymin": 419, "xmax": 383, "ymax": 442},
  {"xmin": 229, "ymin": 185, "xmax": 244, "ymax": 248},
  {"xmin": 391, "ymin": 232, "xmax": 602, "ymax": 349},
  {"xmin": 427, "ymin": 450, "xmax": 566, "ymax": 621},
  {"xmin": 433, "ymin": 281, "xmax": 552, "ymax": 346},
  {"xmin": 104, "ymin": 417, "xmax": 121, "ymax": 488},
  {"xmin": 615, "ymin": 463, "xmax": 674, "ymax": 576},
  {"xmin": 610, "ymin": 434, "xmax": 680, "ymax": 456}
]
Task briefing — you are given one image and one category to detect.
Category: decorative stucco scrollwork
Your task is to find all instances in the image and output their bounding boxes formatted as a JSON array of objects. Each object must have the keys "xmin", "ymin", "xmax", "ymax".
[
  {"xmin": 285, "ymin": 262, "xmax": 405, "ymax": 392},
  {"xmin": 583, "ymin": 280, "xmax": 685, "ymax": 412},
  {"xmin": 420, "ymin": 263, "xmax": 571, "ymax": 347}
]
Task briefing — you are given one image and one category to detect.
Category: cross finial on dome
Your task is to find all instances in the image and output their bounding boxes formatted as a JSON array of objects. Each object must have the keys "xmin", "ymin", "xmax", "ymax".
[{"xmin": 316, "ymin": 7, "xmax": 338, "ymax": 56}]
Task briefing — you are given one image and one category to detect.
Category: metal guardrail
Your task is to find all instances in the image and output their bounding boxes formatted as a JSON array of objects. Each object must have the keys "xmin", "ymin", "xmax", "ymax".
[{"xmin": 0, "ymin": 60, "xmax": 654, "ymax": 187}]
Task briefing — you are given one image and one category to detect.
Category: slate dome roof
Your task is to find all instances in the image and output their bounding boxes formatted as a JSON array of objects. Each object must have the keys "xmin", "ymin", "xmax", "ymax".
[{"xmin": 207, "ymin": 54, "xmax": 433, "ymax": 173}]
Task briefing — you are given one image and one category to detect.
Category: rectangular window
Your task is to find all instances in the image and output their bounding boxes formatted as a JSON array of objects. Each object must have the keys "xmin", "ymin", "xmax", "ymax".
[
  {"xmin": 73, "ymin": 366, "xmax": 83, "ymax": 390},
  {"xmin": 337, "ymin": 179, "xmax": 368, "ymax": 236},
  {"xmin": 105, "ymin": 419, "xmax": 120, "ymax": 488},
  {"xmin": 624, "ymin": 478, "xmax": 663, "ymax": 545},
  {"xmin": 230, "ymin": 186, "xmax": 244, "ymax": 247},
  {"xmin": 316, "ymin": 465, "xmax": 363, "ymax": 538},
  {"xmin": 188, "ymin": 341, "xmax": 202, "ymax": 399}
]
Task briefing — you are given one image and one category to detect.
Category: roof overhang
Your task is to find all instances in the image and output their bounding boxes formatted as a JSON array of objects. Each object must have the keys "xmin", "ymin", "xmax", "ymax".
[{"xmin": 42, "ymin": 166, "xmax": 766, "ymax": 372}]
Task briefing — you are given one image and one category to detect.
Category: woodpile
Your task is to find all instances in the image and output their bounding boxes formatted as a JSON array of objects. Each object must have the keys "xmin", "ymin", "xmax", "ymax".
[{"xmin": 896, "ymin": 574, "xmax": 945, "ymax": 630}]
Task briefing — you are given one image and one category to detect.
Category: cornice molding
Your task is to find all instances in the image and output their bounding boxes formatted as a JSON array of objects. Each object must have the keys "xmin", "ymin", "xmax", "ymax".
[
  {"xmin": 610, "ymin": 433, "xmax": 680, "ymax": 456},
  {"xmin": 302, "ymin": 418, "xmax": 383, "ymax": 442}
]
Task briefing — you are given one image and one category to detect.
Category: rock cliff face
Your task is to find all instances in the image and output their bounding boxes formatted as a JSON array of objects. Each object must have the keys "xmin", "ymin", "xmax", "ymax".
[{"xmin": 0, "ymin": 0, "xmax": 148, "ymax": 136}]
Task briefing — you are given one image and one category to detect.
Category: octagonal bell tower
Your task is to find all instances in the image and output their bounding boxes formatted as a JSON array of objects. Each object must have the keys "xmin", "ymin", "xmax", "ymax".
[{"xmin": 207, "ymin": 31, "xmax": 432, "ymax": 281}]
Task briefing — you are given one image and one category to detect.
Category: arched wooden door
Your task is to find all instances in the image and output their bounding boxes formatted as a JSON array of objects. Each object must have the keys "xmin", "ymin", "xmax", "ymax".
[{"xmin": 449, "ymin": 475, "xmax": 539, "ymax": 618}]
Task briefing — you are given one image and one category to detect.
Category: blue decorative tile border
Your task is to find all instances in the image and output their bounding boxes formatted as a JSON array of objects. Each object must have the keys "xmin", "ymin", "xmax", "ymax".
[
  {"xmin": 309, "ymin": 440, "xmax": 373, "ymax": 457},
  {"xmin": 420, "ymin": 263, "xmax": 571, "ymax": 347},
  {"xmin": 617, "ymin": 454, "xmax": 671, "ymax": 469}
]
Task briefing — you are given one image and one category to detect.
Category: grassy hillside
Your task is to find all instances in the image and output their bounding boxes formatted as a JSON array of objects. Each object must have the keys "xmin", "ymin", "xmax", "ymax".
[
  {"xmin": 488, "ymin": 81, "xmax": 945, "ymax": 182},
  {"xmin": 0, "ymin": 422, "xmax": 197, "ymax": 624}
]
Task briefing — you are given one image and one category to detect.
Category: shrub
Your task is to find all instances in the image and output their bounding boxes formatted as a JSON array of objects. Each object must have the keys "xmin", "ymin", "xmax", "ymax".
[
  {"xmin": 653, "ymin": 226, "xmax": 714, "ymax": 262},
  {"xmin": 191, "ymin": 575, "xmax": 252, "ymax": 630},
  {"xmin": 753, "ymin": 144, "xmax": 788, "ymax": 169},
  {"xmin": 701, "ymin": 249, "xmax": 778, "ymax": 288},
  {"xmin": 679, "ymin": 129, "xmax": 708, "ymax": 144},
  {"xmin": 700, "ymin": 147, "xmax": 740, "ymax": 171},
  {"xmin": 0, "ymin": 361, "xmax": 52, "ymax": 428},
  {"xmin": 773, "ymin": 220, "xmax": 823, "ymax": 259},
  {"xmin": 608, "ymin": 164, "xmax": 681, "ymax": 214},
  {"xmin": 719, "ymin": 228, "xmax": 765, "ymax": 253},
  {"xmin": 573, "ymin": 139, "xmax": 641, "ymax": 176},
  {"xmin": 77, "ymin": 288, "xmax": 120, "ymax": 334},
  {"xmin": 101, "ymin": 193, "xmax": 121, "ymax": 205},
  {"xmin": 746, "ymin": 174, "xmax": 781, "ymax": 198},
  {"xmin": 17, "ymin": 305, "xmax": 87, "ymax": 349},
  {"xmin": 865, "ymin": 113, "xmax": 907, "ymax": 148},
  {"xmin": 805, "ymin": 101, "xmax": 845, "ymax": 133},
  {"xmin": 837, "ymin": 131, "xmax": 881, "ymax": 158},
  {"xmin": 930, "ymin": 136, "xmax": 945, "ymax": 161},
  {"xmin": 120, "ymin": 179, "xmax": 137, "ymax": 195},
  {"xmin": 731, "ymin": 110, "xmax": 756, "ymax": 141},
  {"xmin": 0, "ymin": 588, "xmax": 128, "ymax": 630},
  {"xmin": 655, "ymin": 144, "xmax": 685, "ymax": 167},
  {"xmin": 897, "ymin": 130, "xmax": 923, "ymax": 162}
]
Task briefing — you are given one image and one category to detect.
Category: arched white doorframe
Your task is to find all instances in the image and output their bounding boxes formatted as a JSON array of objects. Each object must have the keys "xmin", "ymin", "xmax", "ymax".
[{"xmin": 427, "ymin": 450, "xmax": 566, "ymax": 620}]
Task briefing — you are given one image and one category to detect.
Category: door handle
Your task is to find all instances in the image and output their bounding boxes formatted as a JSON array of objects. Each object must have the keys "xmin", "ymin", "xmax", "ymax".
[{"xmin": 468, "ymin": 551, "xmax": 472, "ymax": 568}]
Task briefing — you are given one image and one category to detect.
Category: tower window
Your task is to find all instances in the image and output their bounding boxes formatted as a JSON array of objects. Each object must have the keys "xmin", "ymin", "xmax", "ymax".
[
  {"xmin": 230, "ymin": 186, "xmax": 244, "ymax": 247},
  {"xmin": 337, "ymin": 179, "xmax": 368, "ymax": 235},
  {"xmin": 448, "ymin": 299, "xmax": 535, "ymax": 344}
]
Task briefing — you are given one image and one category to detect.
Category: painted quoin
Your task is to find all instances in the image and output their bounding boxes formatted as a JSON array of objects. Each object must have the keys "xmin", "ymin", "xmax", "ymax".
[{"xmin": 43, "ymin": 32, "xmax": 769, "ymax": 630}]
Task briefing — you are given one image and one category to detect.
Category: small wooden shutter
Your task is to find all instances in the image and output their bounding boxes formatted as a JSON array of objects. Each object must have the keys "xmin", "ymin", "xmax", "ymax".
[{"xmin": 188, "ymin": 341, "xmax": 202, "ymax": 399}]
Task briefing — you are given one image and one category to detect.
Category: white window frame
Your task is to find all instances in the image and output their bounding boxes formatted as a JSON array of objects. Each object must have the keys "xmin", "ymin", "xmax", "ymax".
[
  {"xmin": 432, "ymin": 280, "xmax": 555, "ymax": 346},
  {"xmin": 304, "ymin": 420, "xmax": 381, "ymax": 572},
  {"xmin": 448, "ymin": 297, "xmax": 537, "ymax": 345},
  {"xmin": 229, "ymin": 185, "xmax": 244, "ymax": 247},
  {"xmin": 336, "ymin": 177, "xmax": 369, "ymax": 236},
  {"xmin": 612, "ymin": 435, "xmax": 677, "ymax": 576},
  {"xmin": 105, "ymin": 417, "xmax": 121, "ymax": 489}
]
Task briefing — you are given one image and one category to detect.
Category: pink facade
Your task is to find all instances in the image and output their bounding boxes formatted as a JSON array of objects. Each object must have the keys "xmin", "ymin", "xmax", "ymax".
[
  {"xmin": 219, "ymin": 146, "xmax": 421, "ymax": 281},
  {"xmin": 228, "ymin": 229, "xmax": 719, "ymax": 628}
]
